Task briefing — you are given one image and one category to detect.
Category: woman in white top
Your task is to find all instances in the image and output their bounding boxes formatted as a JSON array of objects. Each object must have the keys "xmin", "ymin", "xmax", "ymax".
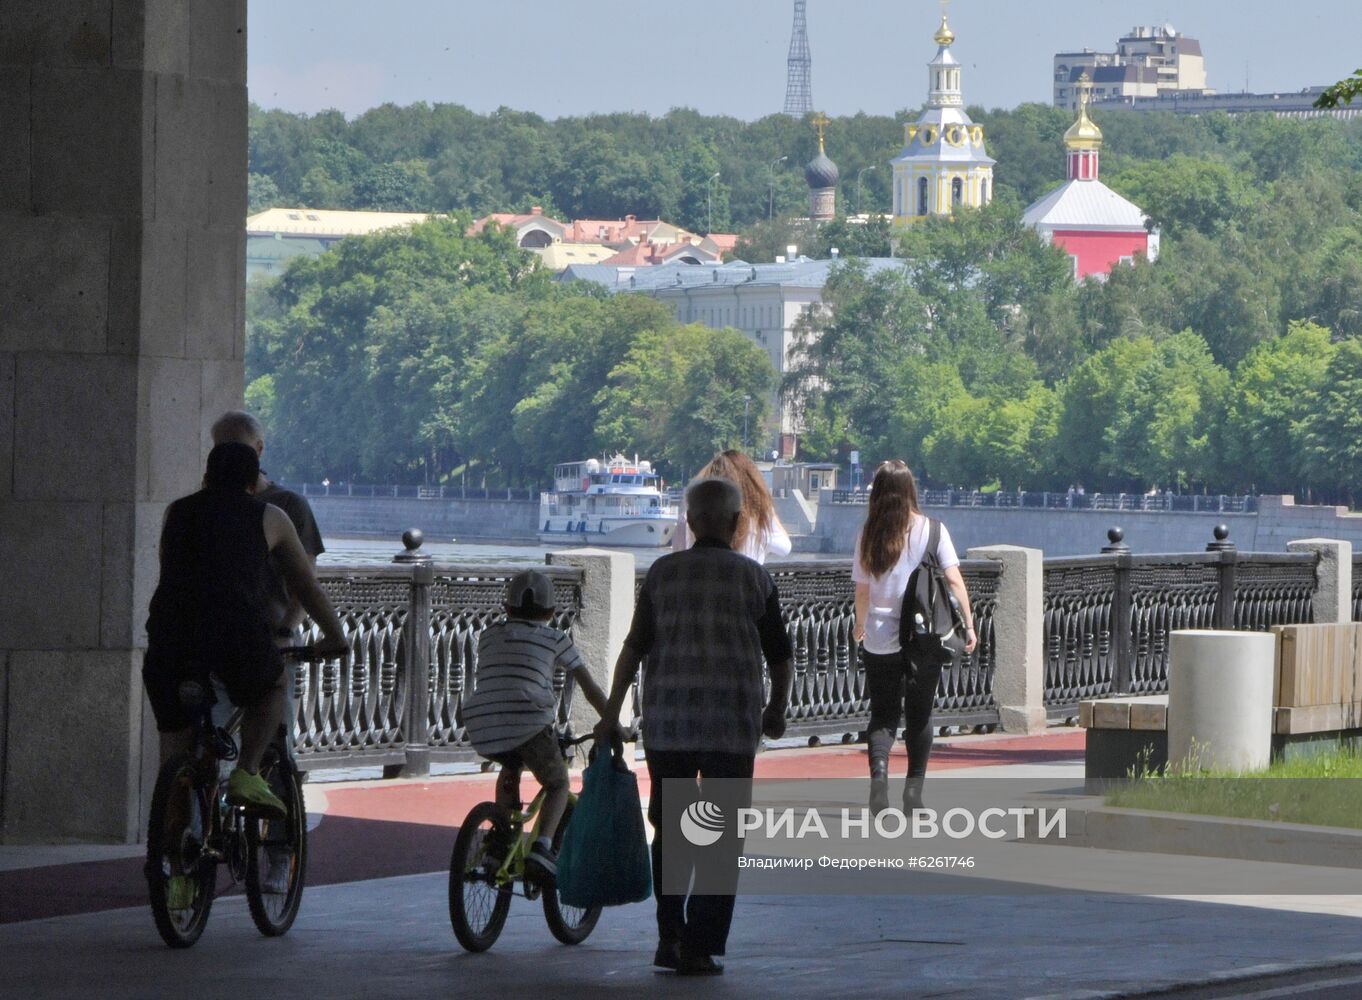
[
  {"xmin": 672, "ymin": 450, "xmax": 792, "ymax": 564},
  {"xmin": 852, "ymin": 461, "xmax": 976, "ymax": 815}
]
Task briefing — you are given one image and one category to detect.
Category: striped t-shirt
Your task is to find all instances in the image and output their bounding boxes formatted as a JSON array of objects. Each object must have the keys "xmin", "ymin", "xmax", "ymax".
[{"xmin": 463, "ymin": 619, "xmax": 586, "ymax": 755}]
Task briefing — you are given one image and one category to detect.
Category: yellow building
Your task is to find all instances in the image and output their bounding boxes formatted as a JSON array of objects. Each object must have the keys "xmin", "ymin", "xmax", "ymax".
[{"xmin": 890, "ymin": 12, "xmax": 995, "ymax": 225}]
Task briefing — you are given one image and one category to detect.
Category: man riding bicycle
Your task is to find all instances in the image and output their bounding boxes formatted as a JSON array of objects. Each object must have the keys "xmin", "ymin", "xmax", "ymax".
[{"xmin": 142, "ymin": 442, "xmax": 348, "ymax": 819}]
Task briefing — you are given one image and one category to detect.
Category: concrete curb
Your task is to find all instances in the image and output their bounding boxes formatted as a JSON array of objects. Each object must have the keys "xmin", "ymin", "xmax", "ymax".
[
  {"xmin": 1024, "ymin": 951, "xmax": 1362, "ymax": 999},
  {"xmin": 1027, "ymin": 804, "xmax": 1362, "ymax": 870}
]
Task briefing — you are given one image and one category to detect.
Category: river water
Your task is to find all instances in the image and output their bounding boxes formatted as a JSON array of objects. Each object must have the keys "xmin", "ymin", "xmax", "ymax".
[{"xmin": 318, "ymin": 536, "xmax": 846, "ymax": 569}]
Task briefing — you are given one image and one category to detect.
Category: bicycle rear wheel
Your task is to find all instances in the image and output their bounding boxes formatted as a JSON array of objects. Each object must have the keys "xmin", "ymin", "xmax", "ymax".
[
  {"xmin": 448, "ymin": 801, "xmax": 513, "ymax": 952},
  {"xmin": 146, "ymin": 753, "xmax": 216, "ymax": 948},
  {"xmin": 542, "ymin": 800, "xmax": 602, "ymax": 945},
  {"xmin": 245, "ymin": 744, "xmax": 306, "ymax": 936}
]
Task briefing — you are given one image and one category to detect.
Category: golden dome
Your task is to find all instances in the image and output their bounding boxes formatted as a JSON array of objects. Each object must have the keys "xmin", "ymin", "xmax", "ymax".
[
  {"xmin": 1064, "ymin": 74, "xmax": 1104, "ymax": 150},
  {"xmin": 934, "ymin": 14, "xmax": 955, "ymax": 46}
]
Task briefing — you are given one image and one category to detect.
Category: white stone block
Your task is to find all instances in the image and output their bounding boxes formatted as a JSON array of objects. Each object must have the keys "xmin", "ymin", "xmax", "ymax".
[
  {"xmin": 0, "ymin": 216, "xmax": 110, "ymax": 354},
  {"xmin": 967, "ymin": 544, "xmax": 1045, "ymax": 734},
  {"xmin": 138, "ymin": 356, "xmax": 203, "ymax": 502},
  {"xmin": 1287, "ymin": 538, "xmax": 1351, "ymax": 625},
  {"xmin": 547, "ymin": 548, "xmax": 636, "ymax": 737}
]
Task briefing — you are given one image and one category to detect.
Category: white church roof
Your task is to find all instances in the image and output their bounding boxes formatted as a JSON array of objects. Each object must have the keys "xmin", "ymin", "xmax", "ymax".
[{"xmin": 1023, "ymin": 179, "xmax": 1149, "ymax": 232}]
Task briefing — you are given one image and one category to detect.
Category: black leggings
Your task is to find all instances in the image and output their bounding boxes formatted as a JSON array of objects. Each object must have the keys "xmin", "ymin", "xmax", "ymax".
[{"xmin": 863, "ymin": 649, "xmax": 943, "ymax": 778}]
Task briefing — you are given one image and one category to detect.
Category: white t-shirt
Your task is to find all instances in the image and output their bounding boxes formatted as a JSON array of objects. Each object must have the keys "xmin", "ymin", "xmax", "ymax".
[
  {"xmin": 673, "ymin": 509, "xmax": 792, "ymax": 565},
  {"xmin": 851, "ymin": 514, "xmax": 960, "ymax": 655}
]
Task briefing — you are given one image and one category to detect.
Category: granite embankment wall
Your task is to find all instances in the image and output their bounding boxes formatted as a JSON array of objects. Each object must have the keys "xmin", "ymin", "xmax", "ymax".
[
  {"xmin": 814, "ymin": 496, "xmax": 1362, "ymax": 557},
  {"xmin": 309, "ymin": 496, "xmax": 539, "ymax": 541},
  {"xmin": 306, "ymin": 493, "xmax": 1362, "ymax": 556}
]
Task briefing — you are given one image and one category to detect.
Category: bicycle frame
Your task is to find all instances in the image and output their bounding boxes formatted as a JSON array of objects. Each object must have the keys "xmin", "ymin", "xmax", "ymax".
[{"xmin": 488, "ymin": 787, "xmax": 581, "ymax": 887}]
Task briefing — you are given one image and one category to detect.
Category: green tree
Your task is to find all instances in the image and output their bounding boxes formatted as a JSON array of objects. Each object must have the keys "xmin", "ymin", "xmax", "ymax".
[
  {"xmin": 1300, "ymin": 337, "xmax": 1362, "ymax": 505},
  {"xmin": 1223, "ymin": 322, "xmax": 1336, "ymax": 494}
]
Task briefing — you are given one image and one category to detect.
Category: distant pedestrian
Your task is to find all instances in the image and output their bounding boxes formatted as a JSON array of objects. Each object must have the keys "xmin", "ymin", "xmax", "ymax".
[
  {"xmin": 852, "ymin": 461, "xmax": 977, "ymax": 815},
  {"xmin": 599, "ymin": 477, "xmax": 794, "ymax": 976},
  {"xmin": 672, "ymin": 450, "xmax": 792, "ymax": 564}
]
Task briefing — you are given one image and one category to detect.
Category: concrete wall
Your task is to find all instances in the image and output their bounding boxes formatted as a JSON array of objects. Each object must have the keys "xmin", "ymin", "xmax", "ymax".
[
  {"xmin": 815, "ymin": 496, "xmax": 1362, "ymax": 557},
  {"xmin": 309, "ymin": 496, "xmax": 539, "ymax": 541},
  {"xmin": 0, "ymin": 3, "xmax": 247, "ymax": 841}
]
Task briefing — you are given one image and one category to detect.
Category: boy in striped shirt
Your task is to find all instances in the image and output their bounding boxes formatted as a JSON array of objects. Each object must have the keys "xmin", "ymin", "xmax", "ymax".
[{"xmin": 463, "ymin": 570, "xmax": 610, "ymax": 879}]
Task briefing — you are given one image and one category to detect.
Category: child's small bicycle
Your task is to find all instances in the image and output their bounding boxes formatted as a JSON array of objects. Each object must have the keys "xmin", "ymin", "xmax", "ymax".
[{"xmin": 448, "ymin": 731, "xmax": 603, "ymax": 952}]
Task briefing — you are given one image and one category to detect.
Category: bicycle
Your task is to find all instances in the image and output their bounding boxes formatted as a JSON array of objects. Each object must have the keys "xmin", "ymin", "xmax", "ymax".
[
  {"xmin": 448, "ymin": 731, "xmax": 607, "ymax": 952},
  {"xmin": 144, "ymin": 646, "xmax": 322, "ymax": 949}
]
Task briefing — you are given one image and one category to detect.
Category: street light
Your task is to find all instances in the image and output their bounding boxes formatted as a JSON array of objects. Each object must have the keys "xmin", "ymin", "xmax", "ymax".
[
  {"xmin": 743, "ymin": 395, "xmax": 751, "ymax": 452},
  {"xmin": 706, "ymin": 171, "xmax": 721, "ymax": 234},
  {"xmin": 767, "ymin": 155, "xmax": 788, "ymax": 220},
  {"xmin": 857, "ymin": 165, "xmax": 877, "ymax": 216}
]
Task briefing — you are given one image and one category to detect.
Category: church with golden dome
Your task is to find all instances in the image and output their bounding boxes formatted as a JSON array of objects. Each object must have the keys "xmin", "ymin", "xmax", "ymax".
[
  {"xmin": 890, "ymin": 10, "xmax": 995, "ymax": 224},
  {"xmin": 1022, "ymin": 73, "xmax": 1160, "ymax": 279}
]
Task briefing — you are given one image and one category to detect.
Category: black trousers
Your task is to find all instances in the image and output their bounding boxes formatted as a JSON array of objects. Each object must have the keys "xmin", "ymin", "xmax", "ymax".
[
  {"xmin": 645, "ymin": 748, "xmax": 755, "ymax": 958},
  {"xmin": 863, "ymin": 649, "xmax": 943, "ymax": 778}
]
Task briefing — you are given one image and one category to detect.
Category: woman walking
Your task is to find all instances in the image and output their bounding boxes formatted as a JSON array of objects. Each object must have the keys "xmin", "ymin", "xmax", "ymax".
[
  {"xmin": 672, "ymin": 450, "xmax": 792, "ymax": 565},
  {"xmin": 852, "ymin": 461, "xmax": 976, "ymax": 814}
]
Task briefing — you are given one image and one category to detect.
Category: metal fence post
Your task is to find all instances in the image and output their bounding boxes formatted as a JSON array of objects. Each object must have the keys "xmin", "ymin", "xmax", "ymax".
[
  {"xmin": 391, "ymin": 529, "xmax": 433, "ymax": 778},
  {"xmin": 1103, "ymin": 527, "xmax": 1133, "ymax": 694},
  {"xmin": 1207, "ymin": 524, "xmax": 1237, "ymax": 631}
]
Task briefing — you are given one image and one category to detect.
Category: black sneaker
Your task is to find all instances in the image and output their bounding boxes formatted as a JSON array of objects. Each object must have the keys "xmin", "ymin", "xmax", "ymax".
[
  {"xmin": 677, "ymin": 951, "xmax": 724, "ymax": 976},
  {"xmin": 653, "ymin": 940, "xmax": 681, "ymax": 970},
  {"xmin": 526, "ymin": 838, "xmax": 557, "ymax": 881},
  {"xmin": 481, "ymin": 827, "xmax": 512, "ymax": 874}
]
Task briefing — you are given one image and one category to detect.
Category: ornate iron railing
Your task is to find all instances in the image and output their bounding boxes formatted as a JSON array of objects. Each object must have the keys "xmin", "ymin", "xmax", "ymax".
[
  {"xmin": 1354, "ymin": 555, "xmax": 1362, "ymax": 624},
  {"xmin": 632, "ymin": 559, "xmax": 1003, "ymax": 740},
  {"xmin": 299, "ymin": 561, "xmax": 584, "ymax": 771},
  {"xmin": 1041, "ymin": 546, "xmax": 1318, "ymax": 716},
  {"xmin": 827, "ymin": 490, "xmax": 1259, "ymax": 513},
  {"xmin": 1233, "ymin": 555, "xmax": 1317, "ymax": 631},
  {"xmin": 1043, "ymin": 557, "xmax": 1119, "ymax": 708}
]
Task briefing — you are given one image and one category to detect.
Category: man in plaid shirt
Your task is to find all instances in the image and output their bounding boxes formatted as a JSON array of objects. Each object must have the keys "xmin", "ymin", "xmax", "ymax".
[{"xmin": 598, "ymin": 477, "xmax": 793, "ymax": 977}]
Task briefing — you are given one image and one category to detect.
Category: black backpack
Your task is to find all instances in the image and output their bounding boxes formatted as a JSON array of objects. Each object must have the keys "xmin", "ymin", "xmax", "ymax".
[{"xmin": 898, "ymin": 517, "xmax": 966, "ymax": 667}]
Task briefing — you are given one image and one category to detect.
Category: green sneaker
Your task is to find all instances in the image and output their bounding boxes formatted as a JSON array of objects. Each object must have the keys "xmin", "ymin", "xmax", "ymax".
[
  {"xmin": 166, "ymin": 874, "xmax": 197, "ymax": 910},
  {"xmin": 226, "ymin": 768, "xmax": 287, "ymax": 820}
]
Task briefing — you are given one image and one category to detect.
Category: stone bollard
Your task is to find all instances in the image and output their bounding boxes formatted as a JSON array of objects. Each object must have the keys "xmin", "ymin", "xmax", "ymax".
[
  {"xmin": 967, "ymin": 545, "xmax": 1045, "ymax": 734},
  {"xmin": 390, "ymin": 529, "xmax": 433, "ymax": 779},
  {"xmin": 1286, "ymin": 538, "xmax": 1352, "ymax": 625},
  {"xmin": 546, "ymin": 548, "xmax": 636, "ymax": 751},
  {"xmin": 1167, "ymin": 630, "xmax": 1274, "ymax": 772}
]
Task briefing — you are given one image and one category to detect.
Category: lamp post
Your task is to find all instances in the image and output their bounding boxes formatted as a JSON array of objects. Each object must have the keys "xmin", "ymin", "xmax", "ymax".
[
  {"xmin": 743, "ymin": 395, "xmax": 751, "ymax": 452},
  {"xmin": 706, "ymin": 171, "xmax": 720, "ymax": 234},
  {"xmin": 857, "ymin": 165, "xmax": 877, "ymax": 216},
  {"xmin": 767, "ymin": 155, "xmax": 788, "ymax": 220}
]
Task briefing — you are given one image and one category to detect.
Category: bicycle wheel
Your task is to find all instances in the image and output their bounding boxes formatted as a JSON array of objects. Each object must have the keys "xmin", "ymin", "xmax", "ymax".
[
  {"xmin": 146, "ymin": 753, "xmax": 216, "ymax": 948},
  {"xmin": 448, "ymin": 801, "xmax": 513, "ymax": 952},
  {"xmin": 542, "ymin": 800, "xmax": 602, "ymax": 945},
  {"xmin": 245, "ymin": 744, "xmax": 306, "ymax": 936}
]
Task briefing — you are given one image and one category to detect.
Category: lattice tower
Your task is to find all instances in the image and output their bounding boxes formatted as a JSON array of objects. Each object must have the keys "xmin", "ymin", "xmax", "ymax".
[{"xmin": 783, "ymin": 0, "xmax": 813, "ymax": 116}]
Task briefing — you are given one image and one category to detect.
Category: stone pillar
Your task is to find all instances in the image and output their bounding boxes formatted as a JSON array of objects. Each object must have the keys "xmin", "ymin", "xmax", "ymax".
[
  {"xmin": 1287, "ymin": 538, "xmax": 1352, "ymax": 625},
  {"xmin": 968, "ymin": 545, "xmax": 1045, "ymax": 734},
  {"xmin": 1168, "ymin": 630, "xmax": 1274, "ymax": 772},
  {"xmin": 0, "ymin": 4, "xmax": 247, "ymax": 841},
  {"xmin": 546, "ymin": 549, "xmax": 636, "ymax": 738}
]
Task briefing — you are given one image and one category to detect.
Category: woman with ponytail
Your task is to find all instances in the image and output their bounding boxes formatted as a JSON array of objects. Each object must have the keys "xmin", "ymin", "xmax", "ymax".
[{"xmin": 852, "ymin": 462, "xmax": 976, "ymax": 814}]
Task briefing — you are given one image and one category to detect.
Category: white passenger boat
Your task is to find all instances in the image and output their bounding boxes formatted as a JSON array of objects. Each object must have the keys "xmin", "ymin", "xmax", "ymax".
[{"xmin": 539, "ymin": 456, "xmax": 678, "ymax": 548}]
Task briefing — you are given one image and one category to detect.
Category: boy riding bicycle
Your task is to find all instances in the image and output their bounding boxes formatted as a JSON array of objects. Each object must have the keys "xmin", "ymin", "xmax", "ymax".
[{"xmin": 462, "ymin": 570, "xmax": 612, "ymax": 881}]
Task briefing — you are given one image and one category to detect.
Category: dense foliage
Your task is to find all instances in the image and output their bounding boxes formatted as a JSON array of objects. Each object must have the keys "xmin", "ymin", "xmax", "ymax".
[
  {"xmin": 247, "ymin": 102, "xmax": 1362, "ymax": 499},
  {"xmin": 247, "ymin": 218, "xmax": 773, "ymax": 485}
]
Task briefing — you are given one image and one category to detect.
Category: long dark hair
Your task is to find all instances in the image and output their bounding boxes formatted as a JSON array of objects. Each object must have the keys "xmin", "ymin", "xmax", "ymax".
[{"xmin": 858, "ymin": 461, "xmax": 921, "ymax": 577}]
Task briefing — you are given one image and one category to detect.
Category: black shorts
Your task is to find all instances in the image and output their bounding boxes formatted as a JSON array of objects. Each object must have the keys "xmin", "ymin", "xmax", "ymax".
[
  {"xmin": 486, "ymin": 727, "xmax": 569, "ymax": 793},
  {"xmin": 142, "ymin": 642, "xmax": 285, "ymax": 733}
]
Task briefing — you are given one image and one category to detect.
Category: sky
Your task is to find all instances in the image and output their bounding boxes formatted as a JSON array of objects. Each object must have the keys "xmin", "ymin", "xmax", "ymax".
[{"xmin": 248, "ymin": 1, "xmax": 1361, "ymax": 120}]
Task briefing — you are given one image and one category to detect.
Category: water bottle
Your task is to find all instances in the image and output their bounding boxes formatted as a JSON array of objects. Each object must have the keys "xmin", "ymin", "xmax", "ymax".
[{"xmin": 913, "ymin": 611, "xmax": 928, "ymax": 635}]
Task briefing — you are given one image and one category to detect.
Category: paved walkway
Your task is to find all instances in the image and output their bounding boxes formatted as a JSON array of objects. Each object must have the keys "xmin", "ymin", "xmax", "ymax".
[{"xmin": 6, "ymin": 729, "xmax": 1362, "ymax": 1000}]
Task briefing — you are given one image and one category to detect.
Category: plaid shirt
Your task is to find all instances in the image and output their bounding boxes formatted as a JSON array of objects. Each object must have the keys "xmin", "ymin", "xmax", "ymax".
[{"xmin": 627, "ymin": 540, "xmax": 793, "ymax": 755}]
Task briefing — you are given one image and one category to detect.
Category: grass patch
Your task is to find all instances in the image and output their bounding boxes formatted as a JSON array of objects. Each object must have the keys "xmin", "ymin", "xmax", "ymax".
[{"xmin": 1105, "ymin": 748, "xmax": 1362, "ymax": 829}]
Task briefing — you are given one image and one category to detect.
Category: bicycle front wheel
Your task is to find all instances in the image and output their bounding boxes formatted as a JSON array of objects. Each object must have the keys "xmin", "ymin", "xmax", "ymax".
[
  {"xmin": 146, "ymin": 753, "xmax": 216, "ymax": 948},
  {"xmin": 245, "ymin": 744, "xmax": 307, "ymax": 936},
  {"xmin": 448, "ymin": 801, "xmax": 512, "ymax": 952},
  {"xmin": 542, "ymin": 800, "xmax": 602, "ymax": 945}
]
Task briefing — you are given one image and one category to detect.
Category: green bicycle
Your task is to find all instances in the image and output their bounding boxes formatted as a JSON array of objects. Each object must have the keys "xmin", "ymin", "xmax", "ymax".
[{"xmin": 448, "ymin": 731, "xmax": 602, "ymax": 952}]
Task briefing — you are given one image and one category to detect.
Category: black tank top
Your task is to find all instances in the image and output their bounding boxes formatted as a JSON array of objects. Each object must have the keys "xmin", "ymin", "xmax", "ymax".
[{"xmin": 146, "ymin": 488, "xmax": 280, "ymax": 665}]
